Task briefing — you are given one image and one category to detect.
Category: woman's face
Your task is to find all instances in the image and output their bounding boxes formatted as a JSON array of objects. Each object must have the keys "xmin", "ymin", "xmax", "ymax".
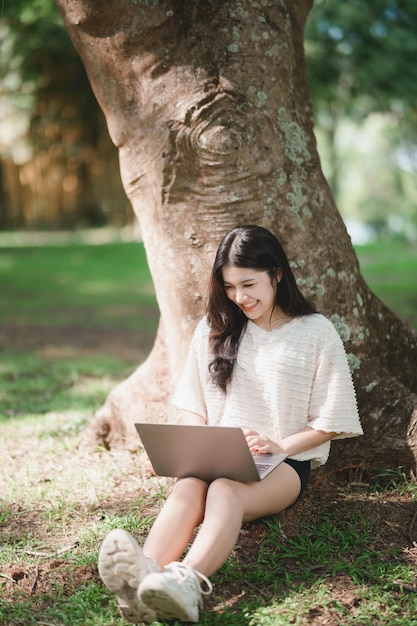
[{"xmin": 222, "ymin": 265, "xmax": 282, "ymax": 329}]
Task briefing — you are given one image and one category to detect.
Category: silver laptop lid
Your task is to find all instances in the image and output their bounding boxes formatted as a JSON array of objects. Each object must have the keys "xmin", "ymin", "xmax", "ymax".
[{"xmin": 135, "ymin": 423, "xmax": 287, "ymax": 483}]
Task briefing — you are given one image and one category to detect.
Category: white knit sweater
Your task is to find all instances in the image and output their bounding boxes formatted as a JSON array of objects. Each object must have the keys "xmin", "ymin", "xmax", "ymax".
[{"xmin": 172, "ymin": 314, "xmax": 363, "ymax": 468}]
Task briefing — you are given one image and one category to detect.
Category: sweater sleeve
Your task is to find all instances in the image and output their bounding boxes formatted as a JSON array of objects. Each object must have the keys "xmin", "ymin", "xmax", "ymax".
[
  {"xmin": 171, "ymin": 319, "xmax": 209, "ymax": 421},
  {"xmin": 307, "ymin": 327, "xmax": 363, "ymax": 439}
]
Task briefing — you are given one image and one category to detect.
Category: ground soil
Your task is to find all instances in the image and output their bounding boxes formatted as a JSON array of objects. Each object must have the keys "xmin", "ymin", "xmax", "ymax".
[{"xmin": 1, "ymin": 327, "xmax": 416, "ymax": 625}]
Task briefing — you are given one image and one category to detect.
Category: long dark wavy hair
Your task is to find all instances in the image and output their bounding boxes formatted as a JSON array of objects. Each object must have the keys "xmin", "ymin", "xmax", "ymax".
[{"xmin": 207, "ymin": 225, "xmax": 317, "ymax": 392}]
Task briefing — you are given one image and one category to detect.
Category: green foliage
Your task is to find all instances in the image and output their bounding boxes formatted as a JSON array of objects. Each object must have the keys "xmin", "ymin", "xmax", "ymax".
[
  {"xmin": 305, "ymin": 1, "xmax": 417, "ymax": 231},
  {"xmin": 4, "ymin": 0, "xmax": 71, "ymax": 61},
  {"xmin": 305, "ymin": 0, "xmax": 417, "ymax": 120},
  {"xmin": 2, "ymin": 0, "xmax": 75, "ymax": 92},
  {"xmin": 1, "ymin": 0, "xmax": 100, "ymax": 162}
]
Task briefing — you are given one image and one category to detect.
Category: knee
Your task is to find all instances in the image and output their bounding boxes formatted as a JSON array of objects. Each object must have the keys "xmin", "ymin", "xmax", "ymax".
[
  {"xmin": 174, "ymin": 476, "xmax": 209, "ymax": 497},
  {"xmin": 207, "ymin": 478, "xmax": 242, "ymax": 508},
  {"xmin": 171, "ymin": 477, "xmax": 209, "ymax": 515}
]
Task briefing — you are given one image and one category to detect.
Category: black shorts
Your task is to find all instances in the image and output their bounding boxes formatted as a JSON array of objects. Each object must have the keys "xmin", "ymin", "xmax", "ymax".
[{"xmin": 283, "ymin": 458, "xmax": 311, "ymax": 507}]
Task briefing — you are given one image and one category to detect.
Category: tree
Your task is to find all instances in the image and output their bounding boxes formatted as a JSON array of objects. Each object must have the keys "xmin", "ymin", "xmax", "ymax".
[{"xmin": 52, "ymin": 0, "xmax": 417, "ymax": 472}]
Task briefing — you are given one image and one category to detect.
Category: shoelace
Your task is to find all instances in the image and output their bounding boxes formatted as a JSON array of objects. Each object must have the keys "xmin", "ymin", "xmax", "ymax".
[{"xmin": 166, "ymin": 562, "xmax": 213, "ymax": 595}]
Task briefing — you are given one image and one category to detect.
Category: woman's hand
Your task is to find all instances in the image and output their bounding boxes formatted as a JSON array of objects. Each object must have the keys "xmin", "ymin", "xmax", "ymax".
[
  {"xmin": 244, "ymin": 427, "xmax": 337, "ymax": 456},
  {"xmin": 244, "ymin": 430, "xmax": 284, "ymax": 455}
]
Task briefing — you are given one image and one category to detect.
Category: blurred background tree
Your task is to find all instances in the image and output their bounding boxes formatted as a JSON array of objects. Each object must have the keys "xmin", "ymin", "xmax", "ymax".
[
  {"xmin": 1, "ymin": 0, "xmax": 416, "ymax": 237},
  {"xmin": 0, "ymin": 0, "xmax": 131, "ymax": 230}
]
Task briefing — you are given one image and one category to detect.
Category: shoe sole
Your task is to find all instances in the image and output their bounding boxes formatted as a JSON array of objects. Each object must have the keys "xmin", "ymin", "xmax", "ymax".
[
  {"xmin": 140, "ymin": 587, "xmax": 199, "ymax": 623},
  {"xmin": 98, "ymin": 529, "xmax": 156, "ymax": 624}
]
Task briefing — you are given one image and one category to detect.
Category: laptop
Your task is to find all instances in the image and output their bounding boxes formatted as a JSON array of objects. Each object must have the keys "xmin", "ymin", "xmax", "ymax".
[{"xmin": 135, "ymin": 423, "xmax": 287, "ymax": 482}]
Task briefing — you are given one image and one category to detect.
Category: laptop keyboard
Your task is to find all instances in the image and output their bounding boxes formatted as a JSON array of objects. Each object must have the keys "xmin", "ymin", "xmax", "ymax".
[{"xmin": 256, "ymin": 462, "xmax": 272, "ymax": 475}]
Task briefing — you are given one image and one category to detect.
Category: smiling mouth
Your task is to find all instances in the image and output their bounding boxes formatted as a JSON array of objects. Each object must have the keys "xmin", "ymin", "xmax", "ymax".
[{"xmin": 242, "ymin": 302, "xmax": 258, "ymax": 312}]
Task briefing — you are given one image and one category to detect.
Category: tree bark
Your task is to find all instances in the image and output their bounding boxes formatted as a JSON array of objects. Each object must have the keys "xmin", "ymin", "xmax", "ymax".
[{"xmin": 54, "ymin": 0, "xmax": 417, "ymax": 472}]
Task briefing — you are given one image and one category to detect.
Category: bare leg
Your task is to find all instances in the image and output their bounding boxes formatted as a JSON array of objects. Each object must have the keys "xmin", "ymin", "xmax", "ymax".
[
  {"xmin": 144, "ymin": 477, "xmax": 208, "ymax": 567},
  {"xmin": 183, "ymin": 462, "xmax": 301, "ymax": 577}
]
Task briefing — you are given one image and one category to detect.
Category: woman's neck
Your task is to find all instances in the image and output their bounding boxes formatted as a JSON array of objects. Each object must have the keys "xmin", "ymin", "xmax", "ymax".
[{"xmin": 254, "ymin": 308, "xmax": 293, "ymax": 331}]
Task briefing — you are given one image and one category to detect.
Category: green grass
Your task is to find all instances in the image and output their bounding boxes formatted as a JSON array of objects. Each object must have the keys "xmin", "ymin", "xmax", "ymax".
[
  {"xmin": 1, "ymin": 480, "xmax": 416, "ymax": 625},
  {"xmin": 0, "ymin": 235, "xmax": 415, "ymax": 334},
  {"xmin": 0, "ymin": 240, "xmax": 157, "ymax": 331},
  {"xmin": 355, "ymin": 238, "xmax": 417, "ymax": 328},
  {"xmin": 0, "ymin": 232, "xmax": 416, "ymax": 625},
  {"xmin": 0, "ymin": 352, "xmax": 134, "ymax": 416}
]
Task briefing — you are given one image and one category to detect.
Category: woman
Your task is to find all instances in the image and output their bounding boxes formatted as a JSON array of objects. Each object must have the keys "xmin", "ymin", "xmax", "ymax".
[{"xmin": 98, "ymin": 225, "xmax": 363, "ymax": 624}]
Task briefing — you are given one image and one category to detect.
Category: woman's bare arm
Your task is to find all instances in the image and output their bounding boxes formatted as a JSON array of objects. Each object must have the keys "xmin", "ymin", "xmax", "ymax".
[{"xmin": 245, "ymin": 427, "xmax": 336, "ymax": 456}]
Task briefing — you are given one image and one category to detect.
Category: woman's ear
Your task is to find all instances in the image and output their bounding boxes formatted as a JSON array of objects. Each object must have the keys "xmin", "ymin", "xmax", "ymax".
[{"xmin": 276, "ymin": 268, "xmax": 283, "ymax": 283}]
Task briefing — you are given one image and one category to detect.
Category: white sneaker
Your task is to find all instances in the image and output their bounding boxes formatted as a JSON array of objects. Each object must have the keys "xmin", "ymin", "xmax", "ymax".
[
  {"xmin": 138, "ymin": 561, "xmax": 213, "ymax": 623},
  {"xmin": 98, "ymin": 529, "xmax": 159, "ymax": 624}
]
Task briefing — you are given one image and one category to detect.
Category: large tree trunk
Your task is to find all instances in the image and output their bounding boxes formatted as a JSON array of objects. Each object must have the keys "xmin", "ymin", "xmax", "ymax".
[{"xmin": 54, "ymin": 0, "xmax": 417, "ymax": 472}]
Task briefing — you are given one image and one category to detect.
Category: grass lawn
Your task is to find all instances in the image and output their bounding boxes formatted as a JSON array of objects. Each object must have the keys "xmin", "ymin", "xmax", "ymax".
[
  {"xmin": 355, "ymin": 239, "xmax": 417, "ymax": 329},
  {"xmin": 0, "ymin": 232, "xmax": 416, "ymax": 625}
]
